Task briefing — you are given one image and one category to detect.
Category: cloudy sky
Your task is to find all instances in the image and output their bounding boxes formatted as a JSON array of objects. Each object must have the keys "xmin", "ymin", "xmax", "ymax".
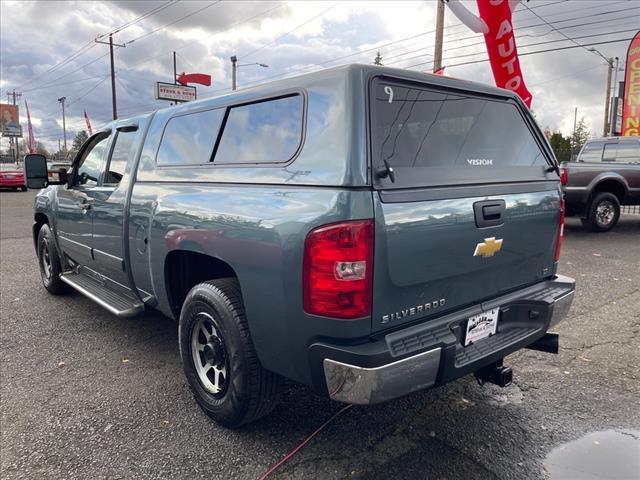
[{"xmin": 1, "ymin": 0, "xmax": 638, "ymax": 152}]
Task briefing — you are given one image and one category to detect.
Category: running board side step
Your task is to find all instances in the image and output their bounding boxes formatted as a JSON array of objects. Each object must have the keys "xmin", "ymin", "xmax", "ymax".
[{"xmin": 60, "ymin": 271, "xmax": 144, "ymax": 317}]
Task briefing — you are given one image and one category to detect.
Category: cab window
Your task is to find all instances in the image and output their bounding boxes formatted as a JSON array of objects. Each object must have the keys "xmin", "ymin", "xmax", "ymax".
[
  {"xmin": 105, "ymin": 130, "xmax": 137, "ymax": 184},
  {"xmin": 578, "ymin": 141, "xmax": 604, "ymax": 163},
  {"xmin": 75, "ymin": 134, "xmax": 110, "ymax": 186}
]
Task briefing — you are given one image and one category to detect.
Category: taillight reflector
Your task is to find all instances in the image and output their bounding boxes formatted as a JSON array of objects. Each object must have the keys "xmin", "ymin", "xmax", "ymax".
[
  {"xmin": 560, "ymin": 167, "xmax": 568, "ymax": 186},
  {"xmin": 303, "ymin": 220, "xmax": 374, "ymax": 319},
  {"xmin": 555, "ymin": 198, "xmax": 565, "ymax": 262}
]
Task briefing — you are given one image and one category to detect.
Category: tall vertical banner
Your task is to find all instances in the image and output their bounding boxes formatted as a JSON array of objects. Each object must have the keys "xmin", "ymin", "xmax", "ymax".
[
  {"xmin": 84, "ymin": 111, "xmax": 93, "ymax": 136},
  {"xmin": 446, "ymin": 0, "xmax": 532, "ymax": 107},
  {"xmin": 25, "ymin": 99, "xmax": 36, "ymax": 154},
  {"xmin": 621, "ymin": 30, "xmax": 640, "ymax": 136}
]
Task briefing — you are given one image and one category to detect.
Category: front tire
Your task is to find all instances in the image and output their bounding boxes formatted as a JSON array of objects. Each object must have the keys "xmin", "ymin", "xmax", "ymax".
[
  {"xmin": 179, "ymin": 279, "xmax": 282, "ymax": 428},
  {"xmin": 37, "ymin": 223, "xmax": 68, "ymax": 294},
  {"xmin": 581, "ymin": 192, "xmax": 620, "ymax": 232}
]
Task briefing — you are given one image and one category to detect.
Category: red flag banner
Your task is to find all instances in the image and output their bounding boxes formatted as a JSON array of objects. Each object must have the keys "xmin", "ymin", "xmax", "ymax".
[
  {"xmin": 476, "ymin": 0, "xmax": 532, "ymax": 107},
  {"xmin": 84, "ymin": 111, "xmax": 93, "ymax": 136},
  {"xmin": 25, "ymin": 99, "xmax": 35, "ymax": 154},
  {"xmin": 445, "ymin": 0, "xmax": 532, "ymax": 107},
  {"xmin": 621, "ymin": 30, "xmax": 640, "ymax": 136}
]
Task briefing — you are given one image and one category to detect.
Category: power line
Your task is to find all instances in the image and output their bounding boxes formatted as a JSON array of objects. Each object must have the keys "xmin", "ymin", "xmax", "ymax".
[
  {"xmin": 387, "ymin": 28, "xmax": 639, "ymax": 68},
  {"xmin": 407, "ymin": 37, "xmax": 635, "ymax": 70},
  {"xmin": 67, "ymin": 76, "xmax": 110, "ymax": 107},
  {"xmin": 125, "ymin": 1, "xmax": 222, "ymax": 45},
  {"xmin": 240, "ymin": 3, "xmax": 339, "ymax": 60},
  {"xmin": 522, "ymin": 1, "xmax": 601, "ymax": 58},
  {"xmin": 528, "ymin": 64, "xmax": 604, "ymax": 88},
  {"xmin": 125, "ymin": 2, "xmax": 287, "ymax": 70},
  {"xmin": 21, "ymin": 73, "xmax": 108, "ymax": 93},
  {"xmin": 97, "ymin": 0, "xmax": 178, "ymax": 38}
]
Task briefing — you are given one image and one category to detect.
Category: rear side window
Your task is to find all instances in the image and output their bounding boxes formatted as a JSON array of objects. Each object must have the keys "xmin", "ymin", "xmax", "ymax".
[
  {"xmin": 616, "ymin": 141, "xmax": 640, "ymax": 163},
  {"xmin": 105, "ymin": 130, "xmax": 136, "ymax": 184},
  {"xmin": 578, "ymin": 141, "xmax": 604, "ymax": 163},
  {"xmin": 214, "ymin": 94, "xmax": 303, "ymax": 164},
  {"xmin": 370, "ymin": 79, "xmax": 549, "ymax": 187},
  {"xmin": 157, "ymin": 109, "xmax": 225, "ymax": 166}
]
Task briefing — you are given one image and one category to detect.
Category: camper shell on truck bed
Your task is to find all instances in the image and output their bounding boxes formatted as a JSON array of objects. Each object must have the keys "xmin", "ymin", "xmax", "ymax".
[{"xmin": 27, "ymin": 64, "xmax": 575, "ymax": 427}]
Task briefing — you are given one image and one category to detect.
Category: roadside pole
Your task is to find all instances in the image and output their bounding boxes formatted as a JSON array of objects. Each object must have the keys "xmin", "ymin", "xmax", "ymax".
[
  {"xmin": 231, "ymin": 56, "xmax": 237, "ymax": 91},
  {"xmin": 433, "ymin": 0, "xmax": 445, "ymax": 73},
  {"xmin": 571, "ymin": 107, "xmax": 577, "ymax": 161},
  {"xmin": 57, "ymin": 96, "xmax": 67, "ymax": 154},
  {"xmin": 95, "ymin": 34, "xmax": 126, "ymax": 120},
  {"xmin": 603, "ymin": 57, "xmax": 613, "ymax": 137}
]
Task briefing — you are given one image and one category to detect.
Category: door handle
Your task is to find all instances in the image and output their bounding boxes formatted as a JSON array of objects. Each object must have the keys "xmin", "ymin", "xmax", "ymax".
[
  {"xmin": 482, "ymin": 205, "xmax": 503, "ymax": 220},
  {"xmin": 473, "ymin": 200, "xmax": 506, "ymax": 228}
]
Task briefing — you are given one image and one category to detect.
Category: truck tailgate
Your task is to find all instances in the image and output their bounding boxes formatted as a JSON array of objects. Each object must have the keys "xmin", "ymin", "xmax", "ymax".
[{"xmin": 371, "ymin": 185, "xmax": 561, "ymax": 332}]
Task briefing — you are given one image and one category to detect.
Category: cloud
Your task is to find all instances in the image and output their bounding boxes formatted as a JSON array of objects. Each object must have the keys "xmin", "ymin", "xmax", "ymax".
[{"xmin": 0, "ymin": 0, "xmax": 637, "ymax": 152}]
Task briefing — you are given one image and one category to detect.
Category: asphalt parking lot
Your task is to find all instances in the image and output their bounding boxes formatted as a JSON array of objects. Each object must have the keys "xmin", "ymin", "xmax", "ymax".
[{"xmin": 1, "ymin": 189, "xmax": 639, "ymax": 480}]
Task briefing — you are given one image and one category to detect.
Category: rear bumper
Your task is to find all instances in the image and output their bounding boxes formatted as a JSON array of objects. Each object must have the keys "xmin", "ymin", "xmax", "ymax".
[
  {"xmin": 311, "ymin": 275, "xmax": 575, "ymax": 405},
  {"xmin": 0, "ymin": 178, "xmax": 25, "ymax": 187}
]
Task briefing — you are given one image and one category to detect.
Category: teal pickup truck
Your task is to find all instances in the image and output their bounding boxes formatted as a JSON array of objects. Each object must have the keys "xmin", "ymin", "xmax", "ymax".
[{"xmin": 24, "ymin": 65, "xmax": 575, "ymax": 428}]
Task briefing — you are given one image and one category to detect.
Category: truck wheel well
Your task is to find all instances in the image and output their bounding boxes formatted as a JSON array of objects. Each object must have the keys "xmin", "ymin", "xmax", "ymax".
[
  {"xmin": 33, "ymin": 213, "xmax": 48, "ymax": 249},
  {"xmin": 165, "ymin": 250, "xmax": 238, "ymax": 318},
  {"xmin": 592, "ymin": 180, "xmax": 625, "ymax": 202}
]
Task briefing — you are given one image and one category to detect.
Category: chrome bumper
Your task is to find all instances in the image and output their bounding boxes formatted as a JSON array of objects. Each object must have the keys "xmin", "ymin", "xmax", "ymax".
[
  {"xmin": 322, "ymin": 276, "xmax": 575, "ymax": 405},
  {"xmin": 549, "ymin": 289, "xmax": 574, "ymax": 328},
  {"xmin": 323, "ymin": 348, "xmax": 441, "ymax": 405}
]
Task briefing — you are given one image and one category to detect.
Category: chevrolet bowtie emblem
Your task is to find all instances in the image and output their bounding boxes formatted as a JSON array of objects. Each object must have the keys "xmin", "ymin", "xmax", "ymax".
[{"xmin": 473, "ymin": 237, "xmax": 503, "ymax": 258}]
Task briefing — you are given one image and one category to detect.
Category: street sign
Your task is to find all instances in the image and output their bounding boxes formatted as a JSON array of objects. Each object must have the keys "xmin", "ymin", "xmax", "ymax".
[{"xmin": 155, "ymin": 82, "xmax": 197, "ymax": 102}]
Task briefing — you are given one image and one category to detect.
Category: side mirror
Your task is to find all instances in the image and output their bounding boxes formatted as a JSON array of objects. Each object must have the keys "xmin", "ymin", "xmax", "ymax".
[{"xmin": 24, "ymin": 154, "xmax": 48, "ymax": 189}]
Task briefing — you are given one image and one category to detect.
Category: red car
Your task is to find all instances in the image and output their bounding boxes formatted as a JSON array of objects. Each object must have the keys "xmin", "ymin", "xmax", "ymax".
[{"xmin": 0, "ymin": 163, "xmax": 26, "ymax": 191}]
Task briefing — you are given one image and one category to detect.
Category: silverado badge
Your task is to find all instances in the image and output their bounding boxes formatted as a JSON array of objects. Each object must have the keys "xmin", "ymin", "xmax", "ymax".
[{"xmin": 473, "ymin": 237, "xmax": 503, "ymax": 258}]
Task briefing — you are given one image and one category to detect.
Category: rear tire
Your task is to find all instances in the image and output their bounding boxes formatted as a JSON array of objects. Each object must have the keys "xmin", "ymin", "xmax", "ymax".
[
  {"xmin": 179, "ymin": 278, "xmax": 282, "ymax": 428},
  {"xmin": 20, "ymin": 186, "xmax": 27, "ymax": 192},
  {"xmin": 581, "ymin": 192, "xmax": 620, "ymax": 232},
  {"xmin": 37, "ymin": 223, "xmax": 69, "ymax": 294}
]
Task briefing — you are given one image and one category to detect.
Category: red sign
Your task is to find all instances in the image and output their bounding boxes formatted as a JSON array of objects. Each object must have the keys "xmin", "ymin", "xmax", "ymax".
[
  {"xmin": 476, "ymin": 0, "xmax": 532, "ymax": 108},
  {"xmin": 177, "ymin": 72, "xmax": 211, "ymax": 87},
  {"xmin": 621, "ymin": 31, "xmax": 640, "ymax": 136}
]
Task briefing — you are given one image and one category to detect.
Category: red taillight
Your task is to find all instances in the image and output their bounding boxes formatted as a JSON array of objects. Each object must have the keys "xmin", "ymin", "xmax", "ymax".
[
  {"xmin": 555, "ymin": 198, "xmax": 565, "ymax": 262},
  {"xmin": 303, "ymin": 220, "xmax": 374, "ymax": 319},
  {"xmin": 559, "ymin": 167, "xmax": 568, "ymax": 186}
]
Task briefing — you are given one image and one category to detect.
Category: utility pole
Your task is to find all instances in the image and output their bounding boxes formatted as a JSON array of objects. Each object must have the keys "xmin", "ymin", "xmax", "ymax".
[
  {"xmin": 571, "ymin": 106, "xmax": 577, "ymax": 161},
  {"xmin": 58, "ymin": 97, "xmax": 67, "ymax": 154},
  {"xmin": 95, "ymin": 33, "xmax": 126, "ymax": 120},
  {"xmin": 433, "ymin": 0, "xmax": 445, "ymax": 73},
  {"xmin": 609, "ymin": 56, "xmax": 620, "ymax": 136},
  {"xmin": 173, "ymin": 51, "xmax": 178, "ymax": 84},
  {"xmin": 603, "ymin": 57, "xmax": 613, "ymax": 137},
  {"xmin": 6, "ymin": 90, "xmax": 22, "ymax": 162},
  {"xmin": 230, "ymin": 55, "xmax": 237, "ymax": 91}
]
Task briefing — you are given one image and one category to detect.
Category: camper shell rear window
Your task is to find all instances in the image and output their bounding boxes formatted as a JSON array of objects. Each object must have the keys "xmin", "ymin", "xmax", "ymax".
[{"xmin": 369, "ymin": 77, "xmax": 553, "ymax": 189}]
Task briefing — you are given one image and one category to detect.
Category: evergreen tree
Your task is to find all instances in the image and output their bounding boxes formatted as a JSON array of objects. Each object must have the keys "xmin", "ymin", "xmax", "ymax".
[{"xmin": 373, "ymin": 51, "xmax": 383, "ymax": 66}]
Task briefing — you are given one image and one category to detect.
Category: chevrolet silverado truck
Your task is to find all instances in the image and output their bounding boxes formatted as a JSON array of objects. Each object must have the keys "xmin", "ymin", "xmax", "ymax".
[
  {"xmin": 24, "ymin": 65, "xmax": 575, "ymax": 428},
  {"xmin": 561, "ymin": 136, "xmax": 640, "ymax": 232}
]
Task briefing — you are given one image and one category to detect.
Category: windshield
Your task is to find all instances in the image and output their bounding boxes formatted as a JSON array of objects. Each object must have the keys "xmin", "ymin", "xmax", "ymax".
[
  {"xmin": 0, "ymin": 163, "xmax": 20, "ymax": 171},
  {"xmin": 370, "ymin": 78, "xmax": 552, "ymax": 188}
]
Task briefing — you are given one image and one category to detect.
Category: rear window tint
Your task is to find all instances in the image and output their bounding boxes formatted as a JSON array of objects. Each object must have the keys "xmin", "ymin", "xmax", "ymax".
[
  {"xmin": 157, "ymin": 109, "xmax": 224, "ymax": 166},
  {"xmin": 578, "ymin": 141, "xmax": 604, "ymax": 163},
  {"xmin": 214, "ymin": 94, "xmax": 303, "ymax": 164},
  {"xmin": 616, "ymin": 141, "xmax": 640, "ymax": 163},
  {"xmin": 371, "ymin": 79, "xmax": 549, "ymax": 187}
]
